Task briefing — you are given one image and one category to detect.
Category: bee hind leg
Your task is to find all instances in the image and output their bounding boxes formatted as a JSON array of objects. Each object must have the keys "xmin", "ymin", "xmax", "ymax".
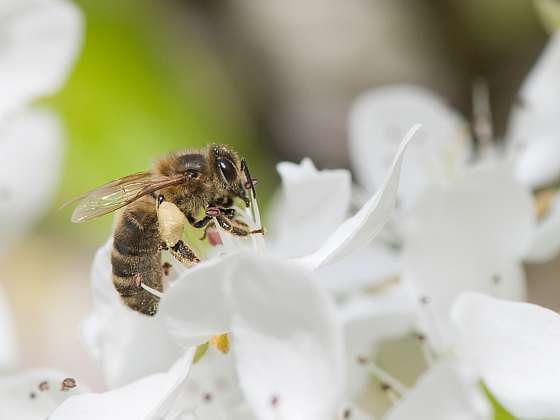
[{"xmin": 170, "ymin": 240, "xmax": 200, "ymax": 266}]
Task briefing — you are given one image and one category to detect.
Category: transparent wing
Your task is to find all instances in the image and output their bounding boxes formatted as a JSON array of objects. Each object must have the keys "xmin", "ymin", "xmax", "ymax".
[{"xmin": 67, "ymin": 172, "xmax": 185, "ymax": 223}]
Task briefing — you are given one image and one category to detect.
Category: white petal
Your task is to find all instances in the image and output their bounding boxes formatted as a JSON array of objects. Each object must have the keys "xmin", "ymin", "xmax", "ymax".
[
  {"xmin": 451, "ymin": 292, "xmax": 560, "ymax": 419},
  {"xmin": 513, "ymin": 135, "xmax": 560, "ymax": 189},
  {"xmin": 172, "ymin": 349, "xmax": 243, "ymax": 413},
  {"xmin": 50, "ymin": 349, "xmax": 195, "ymax": 420},
  {"xmin": 0, "ymin": 110, "xmax": 63, "ymax": 251},
  {"xmin": 318, "ymin": 242, "xmax": 401, "ymax": 295},
  {"xmin": 525, "ymin": 192, "xmax": 560, "ymax": 262},
  {"xmin": 402, "ymin": 163, "xmax": 535, "ymax": 351},
  {"xmin": 268, "ymin": 158, "xmax": 351, "ymax": 257},
  {"xmin": 0, "ymin": 0, "xmax": 83, "ymax": 116},
  {"xmin": 349, "ymin": 85, "xmax": 471, "ymax": 206},
  {"xmin": 84, "ymin": 240, "xmax": 182, "ymax": 388},
  {"xmin": 159, "ymin": 255, "xmax": 238, "ymax": 349},
  {"xmin": 383, "ymin": 361, "xmax": 491, "ymax": 420},
  {"xmin": 0, "ymin": 284, "xmax": 19, "ymax": 371},
  {"xmin": 295, "ymin": 124, "xmax": 420, "ymax": 270},
  {"xmin": 0, "ymin": 369, "xmax": 86, "ymax": 420},
  {"xmin": 516, "ymin": 31, "xmax": 560, "ymax": 111},
  {"xmin": 230, "ymin": 255, "xmax": 344, "ymax": 420}
]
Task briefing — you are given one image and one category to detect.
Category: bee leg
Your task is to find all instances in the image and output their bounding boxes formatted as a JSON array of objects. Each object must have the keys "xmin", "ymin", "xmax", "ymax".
[
  {"xmin": 187, "ymin": 215, "xmax": 213, "ymax": 229},
  {"xmin": 215, "ymin": 214, "xmax": 264, "ymax": 237},
  {"xmin": 170, "ymin": 240, "xmax": 200, "ymax": 266}
]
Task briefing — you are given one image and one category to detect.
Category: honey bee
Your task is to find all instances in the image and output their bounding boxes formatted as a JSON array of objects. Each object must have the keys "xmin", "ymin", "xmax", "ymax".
[{"xmin": 66, "ymin": 144, "xmax": 261, "ymax": 316}]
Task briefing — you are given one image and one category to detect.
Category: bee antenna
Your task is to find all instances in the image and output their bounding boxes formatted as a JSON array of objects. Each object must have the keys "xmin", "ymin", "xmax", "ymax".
[{"xmin": 241, "ymin": 158, "xmax": 257, "ymax": 199}]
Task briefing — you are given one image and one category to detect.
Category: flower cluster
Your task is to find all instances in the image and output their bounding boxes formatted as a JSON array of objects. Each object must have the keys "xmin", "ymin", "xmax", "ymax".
[
  {"xmin": 0, "ymin": 0, "xmax": 83, "ymax": 418},
  {"xmin": 2, "ymin": 2, "xmax": 560, "ymax": 420}
]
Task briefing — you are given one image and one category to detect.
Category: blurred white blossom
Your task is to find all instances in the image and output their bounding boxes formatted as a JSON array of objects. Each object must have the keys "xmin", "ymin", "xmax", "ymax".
[{"xmin": 452, "ymin": 292, "xmax": 560, "ymax": 419}]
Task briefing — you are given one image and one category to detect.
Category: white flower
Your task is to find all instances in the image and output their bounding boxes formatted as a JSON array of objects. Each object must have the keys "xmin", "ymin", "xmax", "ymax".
[
  {"xmin": 0, "ymin": 0, "xmax": 83, "ymax": 118},
  {"xmin": 451, "ymin": 292, "xmax": 560, "ymax": 419},
  {"xmin": 50, "ymin": 349, "xmax": 195, "ymax": 420},
  {"xmin": 77, "ymin": 127, "xmax": 419, "ymax": 419},
  {"xmin": 0, "ymin": 0, "xmax": 83, "ymax": 248},
  {"xmin": 0, "ymin": 369, "xmax": 86, "ymax": 420}
]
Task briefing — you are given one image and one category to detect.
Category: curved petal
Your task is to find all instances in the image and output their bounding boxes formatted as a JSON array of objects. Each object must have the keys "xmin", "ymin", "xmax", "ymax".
[
  {"xmin": 451, "ymin": 292, "xmax": 560, "ymax": 419},
  {"xmin": 0, "ymin": 110, "xmax": 63, "ymax": 252},
  {"xmin": 230, "ymin": 255, "xmax": 344, "ymax": 420},
  {"xmin": 295, "ymin": 124, "xmax": 420, "ymax": 270},
  {"xmin": 515, "ymin": 31, "xmax": 560, "ymax": 112},
  {"xmin": 349, "ymin": 85, "xmax": 471, "ymax": 206},
  {"xmin": 383, "ymin": 361, "xmax": 491, "ymax": 420},
  {"xmin": 0, "ymin": 284, "xmax": 19, "ymax": 371},
  {"xmin": 402, "ymin": 163, "xmax": 535, "ymax": 351},
  {"xmin": 83, "ymin": 240, "xmax": 182, "ymax": 388},
  {"xmin": 0, "ymin": 369, "xmax": 86, "ymax": 420},
  {"xmin": 0, "ymin": 0, "xmax": 83, "ymax": 116},
  {"xmin": 507, "ymin": 33, "xmax": 560, "ymax": 188},
  {"xmin": 50, "ymin": 349, "xmax": 195, "ymax": 420},
  {"xmin": 268, "ymin": 158, "xmax": 351, "ymax": 258}
]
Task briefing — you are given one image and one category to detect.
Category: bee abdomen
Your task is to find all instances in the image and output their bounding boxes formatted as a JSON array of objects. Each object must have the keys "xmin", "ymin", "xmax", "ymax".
[{"xmin": 111, "ymin": 199, "xmax": 163, "ymax": 316}]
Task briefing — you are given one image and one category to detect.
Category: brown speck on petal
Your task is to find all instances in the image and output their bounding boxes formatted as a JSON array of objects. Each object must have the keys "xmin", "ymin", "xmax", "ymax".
[
  {"xmin": 61, "ymin": 378, "xmax": 76, "ymax": 391},
  {"xmin": 38, "ymin": 381, "xmax": 49, "ymax": 392}
]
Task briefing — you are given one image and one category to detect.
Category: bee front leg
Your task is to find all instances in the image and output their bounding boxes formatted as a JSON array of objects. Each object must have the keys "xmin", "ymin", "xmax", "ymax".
[{"xmin": 215, "ymin": 214, "xmax": 264, "ymax": 237}]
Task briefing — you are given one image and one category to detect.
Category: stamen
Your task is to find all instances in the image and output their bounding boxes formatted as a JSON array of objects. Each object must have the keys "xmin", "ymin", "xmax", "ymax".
[
  {"xmin": 141, "ymin": 283, "xmax": 164, "ymax": 299},
  {"xmin": 38, "ymin": 381, "xmax": 49, "ymax": 392},
  {"xmin": 472, "ymin": 79, "xmax": 494, "ymax": 153},
  {"xmin": 415, "ymin": 332, "xmax": 435, "ymax": 366},
  {"xmin": 357, "ymin": 356, "xmax": 408, "ymax": 396},
  {"xmin": 203, "ymin": 392, "xmax": 213, "ymax": 402},
  {"xmin": 380, "ymin": 383, "xmax": 400, "ymax": 403},
  {"xmin": 270, "ymin": 395, "xmax": 279, "ymax": 408},
  {"xmin": 417, "ymin": 294, "xmax": 447, "ymax": 356}
]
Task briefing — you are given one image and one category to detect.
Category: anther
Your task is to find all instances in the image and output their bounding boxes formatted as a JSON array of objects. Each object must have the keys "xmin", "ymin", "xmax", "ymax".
[
  {"xmin": 270, "ymin": 395, "xmax": 279, "ymax": 408},
  {"xmin": 342, "ymin": 408, "xmax": 352, "ymax": 419},
  {"xmin": 492, "ymin": 274, "xmax": 501, "ymax": 285},
  {"xmin": 203, "ymin": 392, "xmax": 213, "ymax": 402},
  {"xmin": 419, "ymin": 295, "xmax": 429, "ymax": 305},
  {"xmin": 244, "ymin": 178, "xmax": 258, "ymax": 190},
  {"xmin": 38, "ymin": 381, "xmax": 49, "ymax": 392},
  {"xmin": 61, "ymin": 378, "xmax": 76, "ymax": 391},
  {"xmin": 29, "ymin": 391, "xmax": 36, "ymax": 399}
]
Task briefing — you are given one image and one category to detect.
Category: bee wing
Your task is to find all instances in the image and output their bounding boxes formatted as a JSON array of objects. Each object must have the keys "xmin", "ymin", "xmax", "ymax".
[{"xmin": 67, "ymin": 172, "xmax": 185, "ymax": 223}]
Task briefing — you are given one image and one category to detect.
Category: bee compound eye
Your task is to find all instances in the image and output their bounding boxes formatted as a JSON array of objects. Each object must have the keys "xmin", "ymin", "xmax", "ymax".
[{"xmin": 217, "ymin": 158, "xmax": 236, "ymax": 183}]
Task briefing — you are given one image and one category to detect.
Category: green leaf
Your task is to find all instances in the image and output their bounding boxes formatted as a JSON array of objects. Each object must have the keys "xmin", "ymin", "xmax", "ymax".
[
  {"xmin": 192, "ymin": 342, "xmax": 209, "ymax": 364},
  {"xmin": 484, "ymin": 385, "xmax": 519, "ymax": 420}
]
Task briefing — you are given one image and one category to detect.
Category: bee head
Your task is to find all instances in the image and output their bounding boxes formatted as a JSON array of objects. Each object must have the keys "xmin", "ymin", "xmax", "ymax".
[{"xmin": 208, "ymin": 144, "xmax": 250, "ymax": 206}]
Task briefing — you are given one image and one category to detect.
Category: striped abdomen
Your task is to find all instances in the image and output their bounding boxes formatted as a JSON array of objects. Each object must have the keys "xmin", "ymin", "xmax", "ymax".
[{"xmin": 111, "ymin": 196, "xmax": 162, "ymax": 316}]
